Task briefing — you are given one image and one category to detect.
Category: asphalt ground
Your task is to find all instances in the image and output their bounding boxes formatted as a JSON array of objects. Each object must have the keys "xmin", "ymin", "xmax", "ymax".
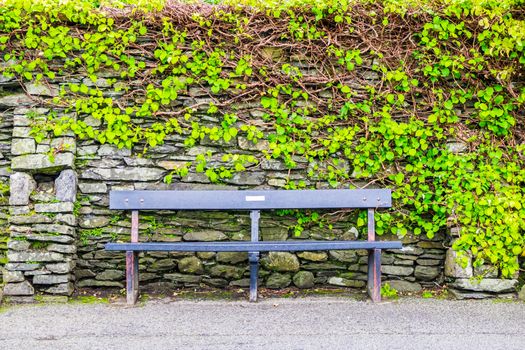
[{"xmin": 1, "ymin": 296, "xmax": 524, "ymax": 350}]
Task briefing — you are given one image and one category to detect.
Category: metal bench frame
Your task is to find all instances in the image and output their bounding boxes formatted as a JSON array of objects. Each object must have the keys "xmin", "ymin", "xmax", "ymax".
[{"xmin": 105, "ymin": 189, "xmax": 402, "ymax": 304}]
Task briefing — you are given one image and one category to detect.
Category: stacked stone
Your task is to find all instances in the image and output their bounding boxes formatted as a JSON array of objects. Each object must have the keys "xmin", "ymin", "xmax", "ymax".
[
  {"xmin": 2, "ymin": 104, "xmax": 78, "ymax": 302},
  {"xmin": 444, "ymin": 227, "xmax": 518, "ymax": 299},
  {"xmin": 0, "ymin": 99, "xmax": 14, "ymax": 284}
]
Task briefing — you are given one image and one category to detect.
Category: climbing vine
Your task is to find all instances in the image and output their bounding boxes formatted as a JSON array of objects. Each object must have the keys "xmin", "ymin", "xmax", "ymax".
[{"xmin": 1, "ymin": 0, "xmax": 524, "ymax": 276}]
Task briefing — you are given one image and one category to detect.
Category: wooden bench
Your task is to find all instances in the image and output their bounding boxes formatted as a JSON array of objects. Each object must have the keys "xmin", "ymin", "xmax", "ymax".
[{"xmin": 105, "ymin": 189, "xmax": 402, "ymax": 304}]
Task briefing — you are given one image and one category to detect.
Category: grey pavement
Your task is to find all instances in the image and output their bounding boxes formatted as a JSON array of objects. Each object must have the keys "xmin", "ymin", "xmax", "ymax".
[{"xmin": 1, "ymin": 297, "xmax": 524, "ymax": 350}]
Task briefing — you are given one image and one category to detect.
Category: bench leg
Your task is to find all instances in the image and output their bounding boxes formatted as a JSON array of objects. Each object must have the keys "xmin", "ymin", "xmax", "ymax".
[
  {"xmin": 367, "ymin": 248, "xmax": 381, "ymax": 302},
  {"xmin": 126, "ymin": 251, "xmax": 139, "ymax": 305},
  {"xmin": 249, "ymin": 252, "xmax": 259, "ymax": 302}
]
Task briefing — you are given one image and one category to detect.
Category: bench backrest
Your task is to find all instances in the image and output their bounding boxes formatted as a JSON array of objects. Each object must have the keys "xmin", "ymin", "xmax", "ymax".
[{"xmin": 110, "ymin": 189, "xmax": 391, "ymax": 210}]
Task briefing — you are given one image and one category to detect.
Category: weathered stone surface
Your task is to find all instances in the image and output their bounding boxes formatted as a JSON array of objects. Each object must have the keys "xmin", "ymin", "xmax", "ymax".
[
  {"xmin": 297, "ymin": 251, "xmax": 328, "ymax": 262},
  {"xmin": 209, "ymin": 265, "xmax": 245, "ymax": 279},
  {"xmin": 223, "ymin": 172, "xmax": 266, "ymax": 186},
  {"xmin": 3, "ymin": 270, "xmax": 25, "ymax": 283},
  {"xmin": 417, "ymin": 259, "xmax": 441, "ymax": 266},
  {"xmin": 79, "ymin": 182, "xmax": 108, "ymax": 194},
  {"xmin": 8, "ymin": 251, "xmax": 64, "ymax": 262},
  {"xmin": 414, "ymin": 266, "xmax": 440, "ymax": 281},
  {"xmin": 97, "ymin": 144, "xmax": 131, "ymax": 157},
  {"xmin": 96, "ymin": 270, "xmax": 125, "ymax": 281},
  {"xmin": 328, "ymin": 277, "xmax": 366, "ymax": 288},
  {"xmin": 7, "ymin": 240, "xmax": 31, "ymax": 251},
  {"xmin": 473, "ymin": 265, "xmax": 499, "ymax": 278},
  {"xmin": 261, "ymin": 227, "xmax": 288, "ymax": 241},
  {"xmin": 5, "ymin": 262, "xmax": 40, "ymax": 271},
  {"xmin": 55, "ymin": 170, "xmax": 77, "ymax": 202},
  {"xmin": 56, "ymin": 214, "xmax": 77, "ymax": 226},
  {"xmin": 9, "ymin": 172, "xmax": 36, "ymax": 205},
  {"xmin": 11, "ymin": 138, "xmax": 36, "ymax": 155},
  {"xmin": 9, "ymin": 214, "xmax": 53, "ymax": 225},
  {"xmin": 12, "ymin": 233, "xmax": 74, "ymax": 244},
  {"xmin": 80, "ymin": 216, "xmax": 110, "ymax": 229},
  {"xmin": 329, "ymin": 250, "xmax": 358, "ymax": 263},
  {"xmin": 47, "ymin": 262, "xmax": 75, "ymax": 274},
  {"xmin": 164, "ymin": 273, "xmax": 202, "ymax": 284},
  {"xmin": 381, "ymin": 265, "xmax": 414, "ymax": 276},
  {"xmin": 150, "ymin": 259, "xmax": 176, "ymax": 270},
  {"xmin": 266, "ymin": 273, "xmax": 291, "ymax": 289},
  {"xmin": 216, "ymin": 252, "xmax": 248, "ymax": 264},
  {"xmin": 81, "ymin": 167, "xmax": 165, "ymax": 181},
  {"xmin": 3, "ymin": 281, "xmax": 34, "ymax": 296},
  {"xmin": 47, "ymin": 244, "xmax": 76, "ymax": 254},
  {"xmin": 45, "ymin": 283, "xmax": 74, "ymax": 295},
  {"xmin": 183, "ymin": 230, "xmax": 227, "ymax": 242},
  {"xmin": 178, "ymin": 256, "xmax": 203, "ymax": 274},
  {"xmin": 451, "ymin": 279, "xmax": 518, "ymax": 293},
  {"xmin": 444, "ymin": 249, "xmax": 473, "ymax": 278},
  {"xmin": 384, "ymin": 280, "xmax": 422, "ymax": 292},
  {"xmin": 0, "ymin": 94, "xmax": 35, "ymax": 107},
  {"xmin": 11, "ymin": 153, "xmax": 74, "ymax": 172},
  {"xmin": 77, "ymin": 279, "xmax": 124, "ymax": 288},
  {"xmin": 33, "ymin": 274, "xmax": 70, "ymax": 284},
  {"xmin": 293, "ymin": 271, "xmax": 315, "ymax": 289},
  {"xmin": 25, "ymin": 82, "xmax": 59, "ymax": 97},
  {"xmin": 34, "ymin": 202, "xmax": 75, "ymax": 213},
  {"xmin": 261, "ymin": 252, "xmax": 300, "ymax": 272},
  {"xmin": 31, "ymin": 224, "xmax": 75, "ymax": 235}
]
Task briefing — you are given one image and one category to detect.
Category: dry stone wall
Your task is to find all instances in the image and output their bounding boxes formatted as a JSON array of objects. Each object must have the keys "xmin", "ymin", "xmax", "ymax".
[{"xmin": 0, "ymin": 48, "xmax": 519, "ymax": 302}]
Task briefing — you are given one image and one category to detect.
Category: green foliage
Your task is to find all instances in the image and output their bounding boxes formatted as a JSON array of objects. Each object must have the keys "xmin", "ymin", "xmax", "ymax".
[
  {"xmin": 1, "ymin": 0, "xmax": 524, "ymax": 277},
  {"xmin": 380, "ymin": 283, "xmax": 399, "ymax": 299}
]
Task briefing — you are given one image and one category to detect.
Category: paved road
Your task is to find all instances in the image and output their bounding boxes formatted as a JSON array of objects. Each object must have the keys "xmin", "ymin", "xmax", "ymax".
[{"xmin": 1, "ymin": 297, "xmax": 524, "ymax": 349}]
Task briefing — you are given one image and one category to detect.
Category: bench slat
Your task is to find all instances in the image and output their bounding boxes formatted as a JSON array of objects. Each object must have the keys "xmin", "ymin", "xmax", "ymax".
[
  {"xmin": 110, "ymin": 189, "xmax": 391, "ymax": 210},
  {"xmin": 105, "ymin": 240, "xmax": 402, "ymax": 252}
]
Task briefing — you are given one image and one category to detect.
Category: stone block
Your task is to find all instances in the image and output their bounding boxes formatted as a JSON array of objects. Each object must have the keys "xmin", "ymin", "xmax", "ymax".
[
  {"xmin": 164, "ymin": 273, "xmax": 202, "ymax": 284},
  {"xmin": 11, "ymin": 138, "xmax": 36, "ymax": 155},
  {"xmin": 183, "ymin": 230, "xmax": 227, "ymax": 242},
  {"xmin": 329, "ymin": 250, "xmax": 358, "ymax": 263},
  {"xmin": 293, "ymin": 271, "xmax": 315, "ymax": 289},
  {"xmin": 55, "ymin": 169, "xmax": 77, "ymax": 202},
  {"xmin": 451, "ymin": 278, "xmax": 518, "ymax": 293},
  {"xmin": 261, "ymin": 252, "xmax": 300, "ymax": 272},
  {"xmin": 25, "ymin": 82, "xmax": 59, "ymax": 97},
  {"xmin": 47, "ymin": 244, "xmax": 76, "ymax": 254},
  {"xmin": 444, "ymin": 249, "xmax": 472, "ymax": 278},
  {"xmin": 178, "ymin": 256, "xmax": 204, "ymax": 274},
  {"xmin": 80, "ymin": 167, "xmax": 164, "ymax": 181},
  {"xmin": 327, "ymin": 277, "xmax": 366, "ymax": 288},
  {"xmin": 34, "ymin": 202, "xmax": 75, "ymax": 213},
  {"xmin": 96, "ymin": 269, "xmax": 125, "ymax": 281},
  {"xmin": 266, "ymin": 273, "xmax": 291, "ymax": 289},
  {"xmin": 11, "ymin": 153, "xmax": 74, "ymax": 173},
  {"xmin": 46, "ymin": 262, "xmax": 75, "ymax": 274},
  {"xmin": 33, "ymin": 274, "xmax": 70, "ymax": 284},
  {"xmin": 223, "ymin": 172, "xmax": 265, "ymax": 186},
  {"xmin": 3, "ymin": 270, "xmax": 25, "ymax": 283},
  {"xmin": 7, "ymin": 251, "xmax": 64, "ymax": 262},
  {"xmin": 9, "ymin": 172, "xmax": 36, "ymax": 206},
  {"xmin": 0, "ymin": 94, "xmax": 35, "ymax": 107},
  {"xmin": 297, "ymin": 251, "xmax": 328, "ymax": 262},
  {"xmin": 79, "ymin": 182, "xmax": 107, "ymax": 194},
  {"xmin": 383, "ymin": 280, "xmax": 422, "ymax": 292},
  {"xmin": 3, "ymin": 280, "xmax": 34, "ymax": 296},
  {"xmin": 381, "ymin": 265, "xmax": 414, "ymax": 276},
  {"xmin": 209, "ymin": 265, "xmax": 245, "ymax": 279},
  {"xmin": 414, "ymin": 266, "xmax": 441, "ymax": 281}
]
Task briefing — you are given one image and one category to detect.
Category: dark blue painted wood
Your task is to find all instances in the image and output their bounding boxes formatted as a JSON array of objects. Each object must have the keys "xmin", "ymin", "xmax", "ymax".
[
  {"xmin": 110, "ymin": 189, "xmax": 392, "ymax": 210},
  {"xmin": 106, "ymin": 240, "xmax": 402, "ymax": 252}
]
